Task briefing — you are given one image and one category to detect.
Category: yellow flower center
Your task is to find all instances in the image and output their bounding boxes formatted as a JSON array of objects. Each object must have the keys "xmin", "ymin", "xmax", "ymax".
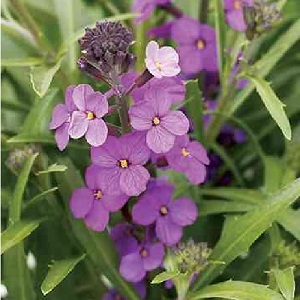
[
  {"xmin": 87, "ymin": 111, "xmax": 95, "ymax": 120},
  {"xmin": 234, "ymin": 0, "xmax": 241, "ymax": 10},
  {"xmin": 94, "ymin": 190, "xmax": 102, "ymax": 200},
  {"xmin": 153, "ymin": 117, "xmax": 160, "ymax": 125},
  {"xmin": 119, "ymin": 159, "xmax": 129, "ymax": 168},
  {"xmin": 197, "ymin": 39, "xmax": 205, "ymax": 50},
  {"xmin": 181, "ymin": 148, "xmax": 190, "ymax": 157},
  {"xmin": 140, "ymin": 248, "xmax": 149, "ymax": 257},
  {"xmin": 155, "ymin": 61, "xmax": 162, "ymax": 71},
  {"xmin": 160, "ymin": 205, "xmax": 168, "ymax": 216}
]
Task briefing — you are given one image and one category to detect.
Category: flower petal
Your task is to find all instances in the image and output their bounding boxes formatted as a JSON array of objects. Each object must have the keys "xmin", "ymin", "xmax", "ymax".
[
  {"xmin": 85, "ymin": 164, "xmax": 101, "ymax": 190},
  {"xmin": 178, "ymin": 45, "xmax": 203, "ymax": 75},
  {"xmin": 86, "ymin": 92, "xmax": 108, "ymax": 117},
  {"xmin": 120, "ymin": 252, "xmax": 146, "ymax": 282},
  {"xmin": 185, "ymin": 159, "xmax": 207, "ymax": 184},
  {"xmin": 120, "ymin": 165, "xmax": 150, "ymax": 196},
  {"xmin": 169, "ymin": 198, "xmax": 198, "ymax": 226},
  {"xmin": 132, "ymin": 196, "xmax": 159, "ymax": 226},
  {"xmin": 84, "ymin": 201, "xmax": 109, "ymax": 232},
  {"xmin": 72, "ymin": 84, "xmax": 94, "ymax": 111},
  {"xmin": 143, "ymin": 243, "xmax": 164, "ymax": 271},
  {"xmin": 55, "ymin": 123, "xmax": 70, "ymax": 151},
  {"xmin": 65, "ymin": 85, "xmax": 76, "ymax": 112},
  {"xmin": 146, "ymin": 126, "xmax": 175, "ymax": 153},
  {"xmin": 161, "ymin": 111, "xmax": 189, "ymax": 136},
  {"xmin": 125, "ymin": 132, "xmax": 150, "ymax": 165},
  {"xmin": 85, "ymin": 118, "xmax": 108, "ymax": 147},
  {"xmin": 155, "ymin": 215, "xmax": 183, "ymax": 246},
  {"xmin": 102, "ymin": 194, "xmax": 129, "ymax": 212},
  {"xmin": 97, "ymin": 167, "xmax": 123, "ymax": 196},
  {"xmin": 70, "ymin": 188, "xmax": 93, "ymax": 218},
  {"xmin": 69, "ymin": 111, "xmax": 89, "ymax": 139},
  {"xmin": 146, "ymin": 40, "xmax": 159, "ymax": 60},
  {"xmin": 188, "ymin": 141, "xmax": 210, "ymax": 165},
  {"xmin": 129, "ymin": 103, "xmax": 154, "ymax": 131},
  {"xmin": 144, "ymin": 89, "xmax": 172, "ymax": 116},
  {"xmin": 49, "ymin": 104, "xmax": 69, "ymax": 129}
]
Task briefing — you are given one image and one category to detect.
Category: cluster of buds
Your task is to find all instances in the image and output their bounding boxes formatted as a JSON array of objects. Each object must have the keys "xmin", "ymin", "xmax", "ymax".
[{"xmin": 78, "ymin": 21, "xmax": 136, "ymax": 86}]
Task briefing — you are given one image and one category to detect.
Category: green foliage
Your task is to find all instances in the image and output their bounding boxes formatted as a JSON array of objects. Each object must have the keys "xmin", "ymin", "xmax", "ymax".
[
  {"xmin": 272, "ymin": 267, "xmax": 295, "ymax": 300},
  {"xmin": 41, "ymin": 254, "xmax": 86, "ymax": 295}
]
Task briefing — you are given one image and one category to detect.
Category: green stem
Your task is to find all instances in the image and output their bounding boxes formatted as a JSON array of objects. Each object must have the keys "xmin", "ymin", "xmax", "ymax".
[
  {"xmin": 199, "ymin": 0, "xmax": 209, "ymax": 23},
  {"xmin": 116, "ymin": 95, "xmax": 131, "ymax": 134}
]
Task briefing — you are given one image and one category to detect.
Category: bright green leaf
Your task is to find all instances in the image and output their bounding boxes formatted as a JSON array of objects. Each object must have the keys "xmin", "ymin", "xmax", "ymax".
[
  {"xmin": 273, "ymin": 267, "xmax": 295, "ymax": 300},
  {"xmin": 185, "ymin": 80, "xmax": 203, "ymax": 142},
  {"xmin": 1, "ymin": 219, "xmax": 43, "ymax": 254},
  {"xmin": 36, "ymin": 163, "xmax": 68, "ymax": 175},
  {"xmin": 24, "ymin": 187, "xmax": 58, "ymax": 211},
  {"xmin": 192, "ymin": 178, "xmax": 300, "ymax": 290},
  {"xmin": 41, "ymin": 254, "xmax": 86, "ymax": 295},
  {"xmin": 30, "ymin": 59, "xmax": 62, "ymax": 97},
  {"xmin": 277, "ymin": 208, "xmax": 300, "ymax": 241},
  {"xmin": 245, "ymin": 75, "xmax": 291, "ymax": 140},
  {"xmin": 2, "ymin": 57, "xmax": 43, "ymax": 67},
  {"xmin": 189, "ymin": 281, "xmax": 284, "ymax": 300},
  {"xmin": 151, "ymin": 271, "xmax": 180, "ymax": 284}
]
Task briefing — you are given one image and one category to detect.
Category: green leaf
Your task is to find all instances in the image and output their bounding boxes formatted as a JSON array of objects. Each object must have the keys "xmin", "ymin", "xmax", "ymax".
[
  {"xmin": 188, "ymin": 281, "xmax": 284, "ymax": 300},
  {"xmin": 277, "ymin": 208, "xmax": 300, "ymax": 241},
  {"xmin": 151, "ymin": 271, "xmax": 180, "ymax": 284},
  {"xmin": 7, "ymin": 88, "xmax": 58, "ymax": 144},
  {"xmin": 199, "ymin": 200, "xmax": 253, "ymax": 216},
  {"xmin": 199, "ymin": 188, "xmax": 264, "ymax": 204},
  {"xmin": 185, "ymin": 80, "xmax": 204, "ymax": 142},
  {"xmin": 2, "ymin": 57, "xmax": 43, "ymax": 67},
  {"xmin": 264, "ymin": 156, "xmax": 284, "ymax": 193},
  {"xmin": 36, "ymin": 163, "xmax": 68, "ymax": 175},
  {"xmin": 41, "ymin": 254, "xmax": 86, "ymax": 295},
  {"xmin": 231, "ymin": 19, "xmax": 300, "ymax": 113},
  {"xmin": 10, "ymin": 153, "xmax": 39, "ymax": 222},
  {"xmin": 55, "ymin": 158, "xmax": 140, "ymax": 300},
  {"xmin": 24, "ymin": 187, "xmax": 58, "ymax": 211},
  {"xmin": 245, "ymin": 75, "xmax": 291, "ymax": 140},
  {"xmin": 4, "ymin": 154, "xmax": 39, "ymax": 300},
  {"xmin": 30, "ymin": 59, "xmax": 62, "ymax": 97},
  {"xmin": 272, "ymin": 267, "xmax": 295, "ymax": 300},
  {"xmin": 1, "ymin": 219, "xmax": 43, "ymax": 254},
  {"xmin": 192, "ymin": 178, "xmax": 300, "ymax": 290}
]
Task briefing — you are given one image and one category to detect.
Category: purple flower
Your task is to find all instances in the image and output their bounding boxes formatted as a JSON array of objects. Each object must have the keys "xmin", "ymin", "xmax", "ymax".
[
  {"xmin": 132, "ymin": 182, "xmax": 198, "ymax": 245},
  {"xmin": 133, "ymin": 0, "xmax": 171, "ymax": 24},
  {"xmin": 70, "ymin": 165, "xmax": 128, "ymax": 232},
  {"xmin": 129, "ymin": 89, "xmax": 189, "ymax": 153},
  {"xmin": 68, "ymin": 84, "xmax": 109, "ymax": 147},
  {"xmin": 217, "ymin": 124, "xmax": 247, "ymax": 147},
  {"xmin": 147, "ymin": 21, "xmax": 174, "ymax": 40},
  {"xmin": 120, "ymin": 242, "xmax": 164, "ymax": 282},
  {"xmin": 171, "ymin": 17, "xmax": 218, "ymax": 74},
  {"xmin": 121, "ymin": 72, "xmax": 185, "ymax": 104},
  {"xmin": 91, "ymin": 132, "xmax": 151, "ymax": 196},
  {"xmin": 110, "ymin": 223, "xmax": 139, "ymax": 257},
  {"xmin": 224, "ymin": 0, "xmax": 253, "ymax": 32},
  {"xmin": 165, "ymin": 135, "xmax": 209, "ymax": 185},
  {"xmin": 49, "ymin": 85, "xmax": 76, "ymax": 150},
  {"xmin": 145, "ymin": 41, "xmax": 180, "ymax": 78}
]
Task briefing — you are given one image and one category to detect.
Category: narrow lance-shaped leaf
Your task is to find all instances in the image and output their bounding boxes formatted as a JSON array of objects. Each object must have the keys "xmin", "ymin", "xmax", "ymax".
[
  {"xmin": 151, "ymin": 271, "xmax": 180, "ymax": 284},
  {"xmin": 41, "ymin": 254, "xmax": 86, "ymax": 295},
  {"xmin": 192, "ymin": 178, "xmax": 300, "ymax": 290},
  {"xmin": 188, "ymin": 281, "xmax": 284, "ymax": 300},
  {"xmin": 30, "ymin": 59, "xmax": 62, "ymax": 98},
  {"xmin": 245, "ymin": 75, "xmax": 291, "ymax": 140},
  {"xmin": 272, "ymin": 267, "xmax": 295, "ymax": 300},
  {"xmin": 4, "ymin": 154, "xmax": 39, "ymax": 300},
  {"xmin": 1, "ymin": 219, "xmax": 44, "ymax": 254},
  {"xmin": 36, "ymin": 163, "xmax": 68, "ymax": 175}
]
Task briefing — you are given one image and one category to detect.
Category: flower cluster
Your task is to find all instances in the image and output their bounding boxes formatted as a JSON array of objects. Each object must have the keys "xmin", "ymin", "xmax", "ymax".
[{"xmin": 49, "ymin": 20, "xmax": 209, "ymax": 299}]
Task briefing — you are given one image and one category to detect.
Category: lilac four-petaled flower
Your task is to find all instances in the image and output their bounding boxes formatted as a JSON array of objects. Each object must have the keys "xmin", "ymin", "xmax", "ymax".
[
  {"xmin": 91, "ymin": 132, "xmax": 150, "ymax": 196},
  {"xmin": 70, "ymin": 165, "xmax": 129, "ymax": 232},
  {"xmin": 224, "ymin": 0, "xmax": 253, "ymax": 32},
  {"xmin": 120, "ymin": 242, "xmax": 164, "ymax": 282},
  {"xmin": 165, "ymin": 135, "xmax": 210, "ymax": 184},
  {"xmin": 49, "ymin": 85, "xmax": 77, "ymax": 150},
  {"xmin": 129, "ymin": 89, "xmax": 189, "ymax": 153},
  {"xmin": 133, "ymin": 0, "xmax": 171, "ymax": 24},
  {"xmin": 69, "ymin": 84, "xmax": 109, "ymax": 147},
  {"xmin": 132, "ymin": 181, "xmax": 198, "ymax": 245},
  {"xmin": 171, "ymin": 17, "xmax": 218, "ymax": 75}
]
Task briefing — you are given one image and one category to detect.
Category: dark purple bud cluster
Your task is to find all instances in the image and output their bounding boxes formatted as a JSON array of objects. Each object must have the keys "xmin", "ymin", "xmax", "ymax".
[{"xmin": 78, "ymin": 21, "xmax": 136, "ymax": 84}]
